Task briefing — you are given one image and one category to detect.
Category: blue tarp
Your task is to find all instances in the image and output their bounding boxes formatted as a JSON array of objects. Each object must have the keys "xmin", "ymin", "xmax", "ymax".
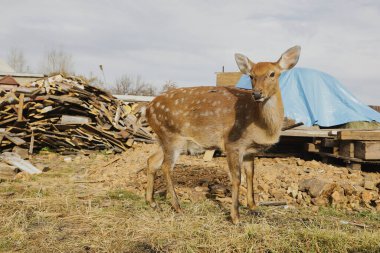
[{"xmin": 236, "ymin": 67, "xmax": 380, "ymax": 127}]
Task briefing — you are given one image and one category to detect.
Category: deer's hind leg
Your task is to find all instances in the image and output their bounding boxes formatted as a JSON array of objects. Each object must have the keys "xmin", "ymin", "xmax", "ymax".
[
  {"xmin": 161, "ymin": 143, "xmax": 183, "ymax": 212},
  {"xmin": 146, "ymin": 147, "xmax": 164, "ymax": 209}
]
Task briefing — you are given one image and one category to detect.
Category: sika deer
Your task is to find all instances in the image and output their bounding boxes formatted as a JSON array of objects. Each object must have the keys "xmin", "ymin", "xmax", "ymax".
[{"xmin": 145, "ymin": 46, "xmax": 301, "ymax": 224}]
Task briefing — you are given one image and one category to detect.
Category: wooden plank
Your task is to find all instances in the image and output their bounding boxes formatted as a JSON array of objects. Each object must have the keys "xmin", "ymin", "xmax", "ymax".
[
  {"xmin": 281, "ymin": 129, "xmax": 331, "ymax": 138},
  {"xmin": 17, "ymin": 93, "xmax": 24, "ymax": 121},
  {"xmin": 60, "ymin": 115, "xmax": 91, "ymax": 125},
  {"xmin": 354, "ymin": 141, "xmax": 380, "ymax": 160},
  {"xmin": 338, "ymin": 130, "xmax": 380, "ymax": 141},
  {"xmin": 4, "ymin": 134, "xmax": 26, "ymax": 146},
  {"xmin": 203, "ymin": 150, "xmax": 215, "ymax": 161},
  {"xmin": 0, "ymin": 152, "xmax": 42, "ymax": 174},
  {"xmin": 126, "ymin": 138, "xmax": 134, "ymax": 147},
  {"xmin": 29, "ymin": 130, "xmax": 34, "ymax": 155}
]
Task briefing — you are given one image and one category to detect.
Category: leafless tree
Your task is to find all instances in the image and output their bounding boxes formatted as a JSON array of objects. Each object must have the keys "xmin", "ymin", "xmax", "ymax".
[
  {"xmin": 112, "ymin": 74, "xmax": 157, "ymax": 96},
  {"xmin": 77, "ymin": 72, "xmax": 106, "ymax": 90},
  {"xmin": 161, "ymin": 80, "xmax": 177, "ymax": 92},
  {"xmin": 7, "ymin": 48, "xmax": 27, "ymax": 72},
  {"xmin": 41, "ymin": 48, "xmax": 74, "ymax": 75}
]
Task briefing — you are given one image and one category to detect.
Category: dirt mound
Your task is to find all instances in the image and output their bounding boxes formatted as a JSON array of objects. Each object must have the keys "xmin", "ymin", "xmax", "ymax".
[{"xmin": 86, "ymin": 143, "xmax": 380, "ymax": 212}]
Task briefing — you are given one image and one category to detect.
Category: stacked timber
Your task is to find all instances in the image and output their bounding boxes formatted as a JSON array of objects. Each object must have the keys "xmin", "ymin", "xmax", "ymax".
[
  {"xmin": 0, "ymin": 75, "xmax": 154, "ymax": 154},
  {"xmin": 295, "ymin": 128, "xmax": 380, "ymax": 169}
]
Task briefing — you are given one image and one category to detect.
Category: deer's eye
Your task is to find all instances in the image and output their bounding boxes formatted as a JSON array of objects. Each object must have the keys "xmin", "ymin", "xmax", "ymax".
[{"xmin": 269, "ymin": 72, "xmax": 275, "ymax": 78}]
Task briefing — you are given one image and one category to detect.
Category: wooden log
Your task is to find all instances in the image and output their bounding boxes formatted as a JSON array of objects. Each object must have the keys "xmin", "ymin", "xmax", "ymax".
[{"xmin": 354, "ymin": 141, "xmax": 380, "ymax": 160}]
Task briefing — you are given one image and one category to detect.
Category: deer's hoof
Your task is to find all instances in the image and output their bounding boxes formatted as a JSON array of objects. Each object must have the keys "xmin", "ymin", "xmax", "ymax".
[
  {"xmin": 231, "ymin": 215, "xmax": 240, "ymax": 225},
  {"xmin": 148, "ymin": 201, "xmax": 162, "ymax": 211}
]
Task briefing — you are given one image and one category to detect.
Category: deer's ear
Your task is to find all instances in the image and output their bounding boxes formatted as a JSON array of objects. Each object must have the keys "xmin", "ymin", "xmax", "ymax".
[
  {"xmin": 277, "ymin": 46, "xmax": 301, "ymax": 72},
  {"xmin": 235, "ymin": 53, "xmax": 253, "ymax": 75}
]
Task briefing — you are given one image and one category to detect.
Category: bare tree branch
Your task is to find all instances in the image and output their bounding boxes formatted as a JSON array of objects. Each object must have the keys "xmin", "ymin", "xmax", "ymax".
[
  {"xmin": 161, "ymin": 80, "xmax": 177, "ymax": 93},
  {"xmin": 40, "ymin": 48, "xmax": 74, "ymax": 75},
  {"xmin": 7, "ymin": 48, "xmax": 27, "ymax": 72},
  {"xmin": 112, "ymin": 74, "xmax": 157, "ymax": 96}
]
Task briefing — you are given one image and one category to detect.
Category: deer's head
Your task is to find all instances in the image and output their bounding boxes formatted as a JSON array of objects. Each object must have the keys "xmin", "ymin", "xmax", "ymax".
[{"xmin": 235, "ymin": 46, "xmax": 301, "ymax": 102}]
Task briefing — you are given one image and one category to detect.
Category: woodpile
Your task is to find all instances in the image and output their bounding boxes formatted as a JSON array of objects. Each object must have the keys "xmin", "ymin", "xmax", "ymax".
[{"xmin": 0, "ymin": 75, "xmax": 154, "ymax": 154}]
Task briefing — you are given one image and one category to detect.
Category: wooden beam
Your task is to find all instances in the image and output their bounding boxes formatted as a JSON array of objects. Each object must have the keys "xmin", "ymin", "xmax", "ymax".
[
  {"xmin": 339, "ymin": 141, "xmax": 354, "ymax": 158},
  {"xmin": 338, "ymin": 130, "xmax": 380, "ymax": 141},
  {"xmin": 354, "ymin": 141, "xmax": 380, "ymax": 160}
]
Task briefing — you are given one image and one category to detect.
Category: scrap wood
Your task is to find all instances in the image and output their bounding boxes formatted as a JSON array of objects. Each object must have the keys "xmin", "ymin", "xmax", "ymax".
[
  {"xmin": 259, "ymin": 201, "xmax": 287, "ymax": 206},
  {"xmin": 0, "ymin": 152, "xmax": 42, "ymax": 174},
  {"xmin": 0, "ymin": 74, "xmax": 154, "ymax": 153}
]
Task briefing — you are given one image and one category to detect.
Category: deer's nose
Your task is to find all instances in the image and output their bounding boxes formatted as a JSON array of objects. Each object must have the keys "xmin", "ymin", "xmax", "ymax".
[{"xmin": 252, "ymin": 91, "xmax": 262, "ymax": 100}]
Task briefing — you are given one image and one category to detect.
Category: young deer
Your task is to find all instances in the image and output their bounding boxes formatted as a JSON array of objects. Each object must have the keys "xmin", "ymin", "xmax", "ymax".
[{"xmin": 145, "ymin": 46, "xmax": 301, "ymax": 224}]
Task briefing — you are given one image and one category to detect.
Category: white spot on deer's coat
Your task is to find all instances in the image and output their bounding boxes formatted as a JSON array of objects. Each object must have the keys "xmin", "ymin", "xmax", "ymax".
[
  {"xmin": 174, "ymin": 99, "xmax": 179, "ymax": 105},
  {"xmin": 155, "ymin": 102, "xmax": 161, "ymax": 107},
  {"xmin": 165, "ymin": 108, "xmax": 170, "ymax": 112}
]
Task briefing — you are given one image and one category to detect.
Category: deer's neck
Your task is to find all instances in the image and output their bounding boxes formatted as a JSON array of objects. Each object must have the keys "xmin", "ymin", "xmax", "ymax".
[{"xmin": 257, "ymin": 91, "xmax": 284, "ymax": 136}]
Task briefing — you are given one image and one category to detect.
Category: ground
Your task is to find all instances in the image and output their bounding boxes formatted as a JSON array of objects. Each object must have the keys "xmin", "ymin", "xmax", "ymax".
[{"xmin": 1, "ymin": 143, "xmax": 380, "ymax": 252}]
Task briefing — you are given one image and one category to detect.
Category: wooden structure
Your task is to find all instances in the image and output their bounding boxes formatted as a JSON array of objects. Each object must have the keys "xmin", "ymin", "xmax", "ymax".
[
  {"xmin": 280, "ymin": 128, "xmax": 380, "ymax": 170},
  {"xmin": 215, "ymin": 72, "xmax": 242, "ymax": 87},
  {"xmin": 0, "ymin": 75, "xmax": 19, "ymax": 91}
]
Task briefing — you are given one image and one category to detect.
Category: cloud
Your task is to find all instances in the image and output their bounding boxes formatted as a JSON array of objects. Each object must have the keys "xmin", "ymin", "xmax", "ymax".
[{"xmin": 0, "ymin": 0, "xmax": 379, "ymax": 104}]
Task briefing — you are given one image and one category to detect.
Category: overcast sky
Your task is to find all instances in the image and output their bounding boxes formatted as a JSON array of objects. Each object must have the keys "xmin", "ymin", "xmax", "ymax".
[{"xmin": 1, "ymin": 0, "xmax": 379, "ymax": 104}]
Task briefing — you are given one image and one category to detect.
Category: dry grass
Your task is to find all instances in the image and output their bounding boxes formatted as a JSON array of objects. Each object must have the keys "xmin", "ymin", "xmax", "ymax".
[{"xmin": 1, "ymin": 153, "xmax": 380, "ymax": 253}]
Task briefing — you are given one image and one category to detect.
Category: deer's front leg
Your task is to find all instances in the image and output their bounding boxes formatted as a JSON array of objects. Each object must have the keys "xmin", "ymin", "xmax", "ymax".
[
  {"xmin": 226, "ymin": 149, "xmax": 243, "ymax": 224},
  {"xmin": 245, "ymin": 158, "xmax": 257, "ymax": 210}
]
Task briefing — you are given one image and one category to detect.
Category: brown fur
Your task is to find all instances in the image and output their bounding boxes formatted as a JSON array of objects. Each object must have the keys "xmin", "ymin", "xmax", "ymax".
[{"xmin": 145, "ymin": 46, "xmax": 301, "ymax": 224}]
